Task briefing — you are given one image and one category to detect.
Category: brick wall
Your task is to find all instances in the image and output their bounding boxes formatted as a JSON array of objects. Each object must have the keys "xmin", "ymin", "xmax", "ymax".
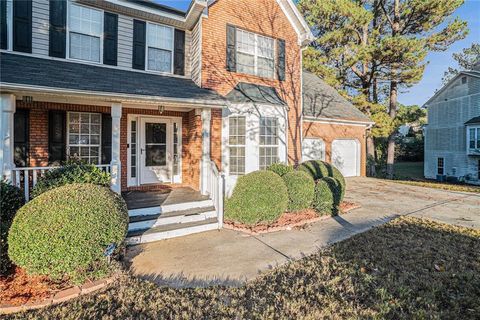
[
  {"xmin": 303, "ymin": 121, "xmax": 368, "ymax": 176},
  {"xmin": 201, "ymin": 0, "xmax": 303, "ymax": 165}
]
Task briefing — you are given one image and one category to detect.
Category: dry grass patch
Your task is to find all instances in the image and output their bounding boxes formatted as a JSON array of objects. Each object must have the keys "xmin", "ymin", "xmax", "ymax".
[{"xmin": 7, "ymin": 217, "xmax": 480, "ymax": 319}]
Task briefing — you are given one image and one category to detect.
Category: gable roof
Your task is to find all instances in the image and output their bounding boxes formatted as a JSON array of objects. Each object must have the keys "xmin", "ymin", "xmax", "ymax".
[
  {"xmin": 225, "ymin": 83, "xmax": 286, "ymax": 106},
  {"xmin": 302, "ymin": 71, "xmax": 373, "ymax": 124},
  {"xmin": 0, "ymin": 53, "xmax": 225, "ymax": 106},
  {"xmin": 423, "ymin": 70, "xmax": 480, "ymax": 107}
]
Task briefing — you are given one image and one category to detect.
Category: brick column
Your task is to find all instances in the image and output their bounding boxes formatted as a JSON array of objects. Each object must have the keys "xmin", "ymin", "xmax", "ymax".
[{"xmin": 0, "ymin": 94, "xmax": 16, "ymax": 182}]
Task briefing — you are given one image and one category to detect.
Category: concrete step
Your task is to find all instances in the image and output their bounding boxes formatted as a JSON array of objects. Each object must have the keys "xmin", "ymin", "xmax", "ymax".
[
  {"xmin": 126, "ymin": 218, "xmax": 219, "ymax": 245},
  {"xmin": 129, "ymin": 206, "xmax": 217, "ymax": 223},
  {"xmin": 128, "ymin": 199, "xmax": 214, "ymax": 217}
]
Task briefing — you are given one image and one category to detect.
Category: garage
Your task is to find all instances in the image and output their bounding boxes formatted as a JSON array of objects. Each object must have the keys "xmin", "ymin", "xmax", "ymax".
[
  {"xmin": 332, "ymin": 139, "xmax": 360, "ymax": 177},
  {"xmin": 302, "ymin": 138, "xmax": 326, "ymax": 161}
]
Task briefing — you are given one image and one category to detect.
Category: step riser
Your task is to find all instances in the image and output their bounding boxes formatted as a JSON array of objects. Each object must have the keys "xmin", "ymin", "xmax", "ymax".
[
  {"xmin": 128, "ymin": 200, "xmax": 214, "ymax": 217},
  {"xmin": 126, "ymin": 223, "xmax": 219, "ymax": 245},
  {"xmin": 128, "ymin": 211, "xmax": 217, "ymax": 232}
]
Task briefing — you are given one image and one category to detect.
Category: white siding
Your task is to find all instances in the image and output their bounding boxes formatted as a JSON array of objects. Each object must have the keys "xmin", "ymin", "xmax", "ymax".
[
  {"xmin": 32, "ymin": 0, "xmax": 49, "ymax": 56},
  {"xmin": 190, "ymin": 19, "xmax": 202, "ymax": 86},
  {"xmin": 117, "ymin": 15, "xmax": 133, "ymax": 69}
]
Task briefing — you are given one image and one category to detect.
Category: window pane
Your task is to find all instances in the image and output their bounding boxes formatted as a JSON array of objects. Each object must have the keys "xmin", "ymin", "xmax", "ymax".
[
  {"xmin": 229, "ymin": 116, "xmax": 246, "ymax": 175},
  {"xmin": 237, "ymin": 52, "xmax": 255, "ymax": 75},
  {"xmin": 146, "ymin": 145, "xmax": 167, "ymax": 166},
  {"xmin": 70, "ymin": 32, "xmax": 100, "ymax": 62},
  {"xmin": 148, "ymin": 24, "xmax": 173, "ymax": 50},
  {"xmin": 148, "ymin": 48, "xmax": 172, "ymax": 72},
  {"xmin": 470, "ymin": 128, "xmax": 476, "ymax": 149},
  {"xmin": 476, "ymin": 129, "xmax": 480, "ymax": 149},
  {"xmin": 258, "ymin": 57, "xmax": 274, "ymax": 78},
  {"xmin": 257, "ymin": 35, "xmax": 274, "ymax": 58},
  {"xmin": 237, "ymin": 29, "xmax": 255, "ymax": 54},
  {"xmin": 70, "ymin": 4, "xmax": 102, "ymax": 36}
]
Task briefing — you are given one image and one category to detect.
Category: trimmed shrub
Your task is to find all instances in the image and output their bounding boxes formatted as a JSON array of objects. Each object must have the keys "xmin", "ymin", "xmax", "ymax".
[
  {"xmin": 299, "ymin": 160, "xmax": 346, "ymax": 201},
  {"xmin": 225, "ymin": 171, "xmax": 288, "ymax": 224},
  {"xmin": 312, "ymin": 178, "xmax": 335, "ymax": 215},
  {"xmin": 267, "ymin": 163, "xmax": 294, "ymax": 177},
  {"xmin": 0, "ymin": 182, "xmax": 25, "ymax": 276},
  {"xmin": 8, "ymin": 184, "xmax": 128, "ymax": 283},
  {"xmin": 31, "ymin": 160, "xmax": 110, "ymax": 198},
  {"xmin": 282, "ymin": 171, "xmax": 315, "ymax": 212}
]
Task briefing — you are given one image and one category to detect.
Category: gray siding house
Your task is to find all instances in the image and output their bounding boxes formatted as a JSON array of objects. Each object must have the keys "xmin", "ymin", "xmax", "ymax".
[{"xmin": 423, "ymin": 63, "xmax": 480, "ymax": 184}]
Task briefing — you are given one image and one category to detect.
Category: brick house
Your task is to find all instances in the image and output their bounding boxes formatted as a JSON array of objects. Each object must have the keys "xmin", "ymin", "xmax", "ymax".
[{"xmin": 0, "ymin": 0, "xmax": 369, "ymax": 244}]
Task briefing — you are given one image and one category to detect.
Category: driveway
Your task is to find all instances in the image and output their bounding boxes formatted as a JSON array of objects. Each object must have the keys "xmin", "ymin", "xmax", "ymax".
[{"xmin": 126, "ymin": 177, "xmax": 480, "ymax": 287}]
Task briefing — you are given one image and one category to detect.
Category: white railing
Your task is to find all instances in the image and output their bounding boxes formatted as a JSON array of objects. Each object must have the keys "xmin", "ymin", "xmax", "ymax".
[
  {"xmin": 206, "ymin": 160, "xmax": 225, "ymax": 228},
  {"xmin": 10, "ymin": 165, "xmax": 111, "ymax": 202}
]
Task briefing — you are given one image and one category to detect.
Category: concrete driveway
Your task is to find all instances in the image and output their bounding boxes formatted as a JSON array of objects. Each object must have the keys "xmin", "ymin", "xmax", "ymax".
[{"xmin": 126, "ymin": 177, "xmax": 480, "ymax": 287}]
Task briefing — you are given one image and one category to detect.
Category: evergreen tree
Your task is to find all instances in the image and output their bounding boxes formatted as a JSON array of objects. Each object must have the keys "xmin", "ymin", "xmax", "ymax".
[{"xmin": 442, "ymin": 43, "xmax": 480, "ymax": 84}]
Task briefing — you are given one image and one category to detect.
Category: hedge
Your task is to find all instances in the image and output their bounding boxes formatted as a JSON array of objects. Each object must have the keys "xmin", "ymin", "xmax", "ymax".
[
  {"xmin": 0, "ymin": 182, "xmax": 25, "ymax": 276},
  {"xmin": 225, "ymin": 171, "xmax": 288, "ymax": 225},
  {"xmin": 282, "ymin": 171, "xmax": 315, "ymax": 212},
  {"xmin": 299, "ymin": 160, "xmax": 346, "ymax": 201},
  {"xmin": 267, "ymin": 163, "xmax": 294, "ymax": 177},
  {"xmin": 312, "ymin": 178, "xmax": 335, "ymax": 215},
  {"xmin": 8, "ymin": 184, "xmax": 128, "ymax": 283}
]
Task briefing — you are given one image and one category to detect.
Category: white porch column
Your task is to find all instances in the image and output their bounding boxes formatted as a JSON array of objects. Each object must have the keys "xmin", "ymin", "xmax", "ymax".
[
  {"xmin": 110, "ymin": 103, "xmax": 122, "ymax": 194},
  {"xmin": 0, "ymin": 94, "xmax": 16, "ymax": 182},
  {"xmin": 200, "ymin": 108, "xmax": 211, "ymax": 195}
]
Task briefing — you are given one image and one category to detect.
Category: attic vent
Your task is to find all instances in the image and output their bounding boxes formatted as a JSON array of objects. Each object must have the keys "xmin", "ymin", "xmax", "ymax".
[{"xmin": 462, "ymin": 76, "xmax": 467, "ymax": 84}]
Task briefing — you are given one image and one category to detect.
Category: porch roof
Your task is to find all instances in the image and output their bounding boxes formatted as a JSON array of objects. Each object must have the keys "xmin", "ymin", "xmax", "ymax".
[
  {"xmin": 225, "ymin": 82, "xmax": 286, "ymax": 106},
  {"xmin": 466, "ymin": 116, "xmax": 480, "ymax": 125},
  {"xmin": 0, "ymin": 53, "xmax": 226, "ymax": 106}
]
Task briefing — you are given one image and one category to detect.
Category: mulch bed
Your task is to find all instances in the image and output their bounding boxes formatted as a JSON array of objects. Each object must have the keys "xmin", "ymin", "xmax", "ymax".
[{"xmin": 225, "ymin": 201, "xmax": 361, "ymax": 234}]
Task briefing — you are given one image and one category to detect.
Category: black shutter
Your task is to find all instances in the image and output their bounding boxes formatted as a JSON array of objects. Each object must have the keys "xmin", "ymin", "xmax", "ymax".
[
  {"xmin": 132, "ymin": 19, "xmax": 146, "ymax": 70},
  {"xmin": 101, "ymin": 114, "xmax": 112, "ymax": 165},
  {"xmin": 174, "ymin": 29, "xmax": 185, "ymax": 75},
  {"xmin": 277, "ymin": 39, "xmax": 286, "ymax": 81},
  {"xmin": 49, "ymin": 0, "xmax": 66, "ymax": 58},
  {"xmin": 14, "ymin": 109, "xmax": 29, "ymax": 168},
  {"xmin": 13, "ymin": 0, "xmax": 32, "ymax": 53},
  {"xmin": 0, "ymin": 0, "xmax": 7, "ymax": 50},
  {"xmin": 226, "ymin": 24, "xmax": 236, "ymax": 72},
  {"xmin": 48, "ymin": 111, "xmax": 66, "ymax": 165},
  {"xmin": 103, "ymin": 12, "xmax": 118, "ymax": 66}
]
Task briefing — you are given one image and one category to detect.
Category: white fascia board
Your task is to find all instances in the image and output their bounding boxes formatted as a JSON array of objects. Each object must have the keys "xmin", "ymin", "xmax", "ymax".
[
  {"xmin": 106, "ymin": 0, "xmax": 186, "ymax": 22},
  {"xmin": 275, "ymin": 0, "xmax": 314, "ymax": 46},
  {"xmin": 303, "ymin": 116, "xmax": 374, "ymax": 127}
]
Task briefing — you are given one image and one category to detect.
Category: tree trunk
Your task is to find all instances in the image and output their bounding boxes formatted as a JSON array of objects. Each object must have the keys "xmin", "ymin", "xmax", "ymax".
[
  {"xmin": 367, "ymin": 135, "xmax": 376, "ymax": 176},
  {"xmin": 386, "ymin": 80, "xmax": 398, "ymax": 179}
]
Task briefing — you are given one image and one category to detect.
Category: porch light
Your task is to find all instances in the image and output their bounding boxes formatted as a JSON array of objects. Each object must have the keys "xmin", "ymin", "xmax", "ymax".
[{"xmin": 158, "ymin": 105, "xmax": 165, "ymax": 114}]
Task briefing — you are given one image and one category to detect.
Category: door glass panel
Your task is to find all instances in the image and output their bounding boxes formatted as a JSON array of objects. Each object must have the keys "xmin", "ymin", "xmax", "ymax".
[
  {"xmin": 146, "ymin": 123, "xmax": 166, "ymax": 144},
  {"xmin": 146, "ymin": 145, "xmax": 166, "ymax": 166},
  {"xmin": 145, "ymin": 123, "xmax": 167, "ymax": 167}
]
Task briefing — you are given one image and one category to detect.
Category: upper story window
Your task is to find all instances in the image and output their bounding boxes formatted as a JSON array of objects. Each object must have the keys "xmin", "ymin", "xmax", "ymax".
[
  {"xmin": 147, "ymin": 23, "xmax": 174, "ymax": 73},
  {"xmin": 236, "ymin": 29, "xmax": 275, "ymax": 79},
  {"xmin": 69, "ymin": 3, "xmax": 103, "ymax": 63}
]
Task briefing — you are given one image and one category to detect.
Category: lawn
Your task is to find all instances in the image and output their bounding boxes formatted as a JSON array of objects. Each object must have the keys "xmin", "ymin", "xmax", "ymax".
[
  {"xmin": 394, "ymin": 161, "xmax": 424, "ymax": 180},
  {"xmin": 7, "ymin": 217, "xmax": 480, "ymax": 319}
]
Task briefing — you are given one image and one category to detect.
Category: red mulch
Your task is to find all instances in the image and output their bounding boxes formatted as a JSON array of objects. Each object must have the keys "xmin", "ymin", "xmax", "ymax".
[
  {"xmin": 0, "ymin": 267, "xmax": 64, "ymax": 306},
  {"xmin": 339, "ymin": 201, "xmax": 361, "ymax": 213}
]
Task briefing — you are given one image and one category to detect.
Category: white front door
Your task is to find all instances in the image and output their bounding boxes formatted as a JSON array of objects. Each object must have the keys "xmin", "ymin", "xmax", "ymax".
[
  {"xmin": 140, "ymin": 118, "xmax": 172, "ymax": 184},
  {"xmin": 332, "ymin": 139, "xmax": 360, "ymax": 177}
]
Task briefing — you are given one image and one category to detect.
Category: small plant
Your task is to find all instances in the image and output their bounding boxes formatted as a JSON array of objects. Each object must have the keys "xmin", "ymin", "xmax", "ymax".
[
  {"xmin": 8, "ymin": 184, "xmax": 128, "ymax": 283},
  {"xmin": 267, "ymin": 163, "xmax": 294, "ymax": 177},
  {"xmin": 299, "ymin": 160, "xmax": 346, "ymax": 201},
  {"xmin": 282, "ymin": 171, "xmax": 315, "ymax": 212},
  {"xmin": 31, "ymin": 160, "xmax": 110, "ymax": 198},
  {"xmin": 225, "ymin": 171, "xmax": 289, "ymax": 224},
  {"xmin": 0, "ymin": 181, "xmax": 25, "ymax": 276},
  {"xmin": 312, "ymin": 178, "xmax": 334, "ymax": 215}
]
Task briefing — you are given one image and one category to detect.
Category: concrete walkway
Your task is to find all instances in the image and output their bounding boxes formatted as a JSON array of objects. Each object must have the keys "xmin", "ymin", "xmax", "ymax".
[{"xmin": 125, "ymin": 177, "xmax": 480, "ymax": 287}]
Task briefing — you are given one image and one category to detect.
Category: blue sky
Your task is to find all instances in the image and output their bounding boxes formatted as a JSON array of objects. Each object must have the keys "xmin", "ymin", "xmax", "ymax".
[{"xmin": 154, "ymin": 0, "xmax": 480, "ymax": 106}]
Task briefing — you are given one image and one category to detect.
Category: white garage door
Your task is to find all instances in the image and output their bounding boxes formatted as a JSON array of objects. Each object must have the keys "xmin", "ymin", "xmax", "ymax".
[
  {"xmin": 302, "ymin": 138, "xmax": 326, "ymax": 161},
  {"xmin": 332, "ymin": 139, "xmax": 360, "ymax": 177}
]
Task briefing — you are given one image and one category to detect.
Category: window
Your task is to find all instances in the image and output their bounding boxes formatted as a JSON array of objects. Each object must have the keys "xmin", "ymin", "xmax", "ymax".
[
  {"xmin": 229, "ymin": 116, "xmax": 246, "ymax": 175},
  {"xmin": 147, "ymin": 23, "xmax": 174, "ymax": 73},
  {"xmin": 437, "ymin": 157, "xmax": 445, "ymax": 175},
  {"xmin": 469, "ymin": 127, "xmax": 480, "ymax": 150},
  {"xmin": 130, "ymin": 121, "xmax": 137, "ymax": 178},
  {"xmin": 478, "ymin": 160, "xmax": 480, "ymax": 179},
  {"xmin": 461, "ymin": 76, "xmax": 467, "ymax": 84},
  {"xmin": 236, "ymin": 29, "xmax": 274, "ymax": 78},
  {"xmin": 69, "ymin": 3, "xmax": 102, "ymax": 62},
  {"xmin": 259, "ymin": 117, "xmax": 279, "ymax": 170},
  {"xmin": 67, "ymin": 112, "xmax": 101, "ymax": 164}
]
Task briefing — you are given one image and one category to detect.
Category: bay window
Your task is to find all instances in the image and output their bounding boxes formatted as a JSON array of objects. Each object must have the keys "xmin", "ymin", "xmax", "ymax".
[
  {"xmin": 468, "ymin": 127, "xmax": 480, "ymax": 151},
  {"xmin": 229, "ymin": 116, "xmax": 246, "ymax": 175},
  {"xmin": 69, "ymin": 3, "xmax": 102, "ymax": 63},
  {"xmin": 236, "ymin": 29, "xmax": 275, "ymax": 78},
  {"xmin": 67, "ymin": 112, "xmax": 102, "ymax": 164},
  {"xmin": 147, "ymin": 23, "xmax": 174, "ymax": 73},
  {"xmin": 259, "ymin": 117, "xmax": 279, "ymax": 169}
]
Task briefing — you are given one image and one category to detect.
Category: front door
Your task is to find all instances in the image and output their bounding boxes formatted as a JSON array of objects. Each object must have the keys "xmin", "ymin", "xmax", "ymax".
[{"xmin": 140, "ymin": 118, "xmax": 172, "ymax": 184}]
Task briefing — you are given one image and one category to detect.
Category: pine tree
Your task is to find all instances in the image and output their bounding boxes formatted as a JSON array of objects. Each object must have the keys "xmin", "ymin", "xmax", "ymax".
[{"xmin": 442, "ymin": 43, "xmax": 480, "ymax": 84}]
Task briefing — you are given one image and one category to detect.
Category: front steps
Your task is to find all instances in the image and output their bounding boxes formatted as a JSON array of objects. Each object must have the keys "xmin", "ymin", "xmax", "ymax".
[{"xmin": 126, "ymin": 199, "xmax": 219, "ymax": 245}]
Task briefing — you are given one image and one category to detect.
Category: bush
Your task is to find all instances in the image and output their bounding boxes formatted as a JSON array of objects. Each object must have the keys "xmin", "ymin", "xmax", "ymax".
[
  {"xmin": 0, "ymin": 182, "xmax": 25, "ymax": 276},
  {"xmin": 282, "ymin": 171, "xmax": 315, "ymax": 212},
  {"xmin": 31, "ymin": 160, "xmax": 110, "ymax": 198},
  {"xmin": 8, "ymin": 184, "xmax": 128, "ymax": 283},
  {"xmin": 299, "ymin": 160, "xmax": 346, "ymax": 202},
  {"xmin": 267, "ymin": 163, "xmax": 294, "ymax": 177},
  {"xmin": 225, "ymin": 171, "xmax": 288, "ymax": 225},
  {"xmin": 312, "ymin": 178, "xmax": 334, "ymax": 215}
]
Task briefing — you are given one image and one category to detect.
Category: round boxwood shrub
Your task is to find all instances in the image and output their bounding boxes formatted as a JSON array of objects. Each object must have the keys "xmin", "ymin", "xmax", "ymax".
[
  {"xmin": 225, "ymin": 170, "xmax": 288, "ymax": 225},
  {"xmin": 282, "ymin": 171, "xmax": 315, "ymax": 212},
  {"xmin": 8, "ymin": 184, "xmax": 128, "ymax": 283},
  {"xmin": 31, "ymin": 160, "xmax": 110, "ymax": 198},
  {"xmin": 267, "ymin": 163, "xmax": 294, "ymax": 177},
  {"xmin": 0, "ymin": 182, "xmax": 25, "ymax": 276},
  {"xmin": 299, "ymin": 160, "xmax": 346, "ymax": 201},
  {"xmin": 312, "ymin": 178, "xmax": 335, "ymax": 215}
]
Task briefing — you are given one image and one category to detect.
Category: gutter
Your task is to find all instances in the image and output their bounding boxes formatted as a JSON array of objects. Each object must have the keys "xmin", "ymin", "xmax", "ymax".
[{"xmin": 303, "ymin": 116, "xmax": 375, "ymax": 127}]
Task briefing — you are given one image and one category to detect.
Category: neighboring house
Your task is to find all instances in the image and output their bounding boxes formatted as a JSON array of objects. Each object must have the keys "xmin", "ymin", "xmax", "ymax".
[
  {"xmin": 423, "ymin": 62, "xmax": 480, "ymax": 184},
  {"xmin": 302, "ymin": 71, "xmax": 374, "ymax": 177},
  {"xmin": 0, "ymin": 0, "xmax": 314, "ymax": 243}
]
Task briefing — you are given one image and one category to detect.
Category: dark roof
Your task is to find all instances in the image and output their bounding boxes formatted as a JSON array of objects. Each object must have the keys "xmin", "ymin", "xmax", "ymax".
[
  {"xmin": 303, "ymin": 71, "xmax": 372, "ymax": 123},
  {"xmin": 466, "ymin": 116, "xmax": 480, "ymax": 125},
  {"xmin": 0, "ymin": 53, "xmax": 225, "ymax": 104},
  {"xmin": 225, "ymin": 82, "xmax": 286, "ymax": 105},
  {"xmin": 125, "ymin": 0, "xmax": 188, "ymax": 16}
]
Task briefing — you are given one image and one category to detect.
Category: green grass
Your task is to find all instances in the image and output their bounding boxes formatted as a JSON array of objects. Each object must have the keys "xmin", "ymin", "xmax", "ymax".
[
  {"xmin": 8, "ymin": 217, "xmax": 480, "ymax": 319},
  {"xmin": 393, "ymin": 161, "xmax": 425, "ymax": 180}
]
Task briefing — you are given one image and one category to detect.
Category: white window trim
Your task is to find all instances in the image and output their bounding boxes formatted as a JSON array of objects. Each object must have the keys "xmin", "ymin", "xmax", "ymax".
[
  {"xmin": 66, "ymin": 112, "xmax": 102, "ymax": 165},
  {"xmin": 236, "ymin": 28, "xmax": 276, "ymax": 79},
  {"xmin": 66, "ymin": 1, "xmax": 104, "ymax": 64},
  {"xmin": 145, "ymin": 21, "xmax": 175, "ymax": 75},
  {"xmin": 227, "ymin": 116, "xmax": 246, "ymax": 176},
  {"xmin": 259, "ymin": 116, "xmax": 279, "ymax": 170},
  {"xmin": 467, "ymin": 126, "xmax": 480, "ymax": 154}
]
